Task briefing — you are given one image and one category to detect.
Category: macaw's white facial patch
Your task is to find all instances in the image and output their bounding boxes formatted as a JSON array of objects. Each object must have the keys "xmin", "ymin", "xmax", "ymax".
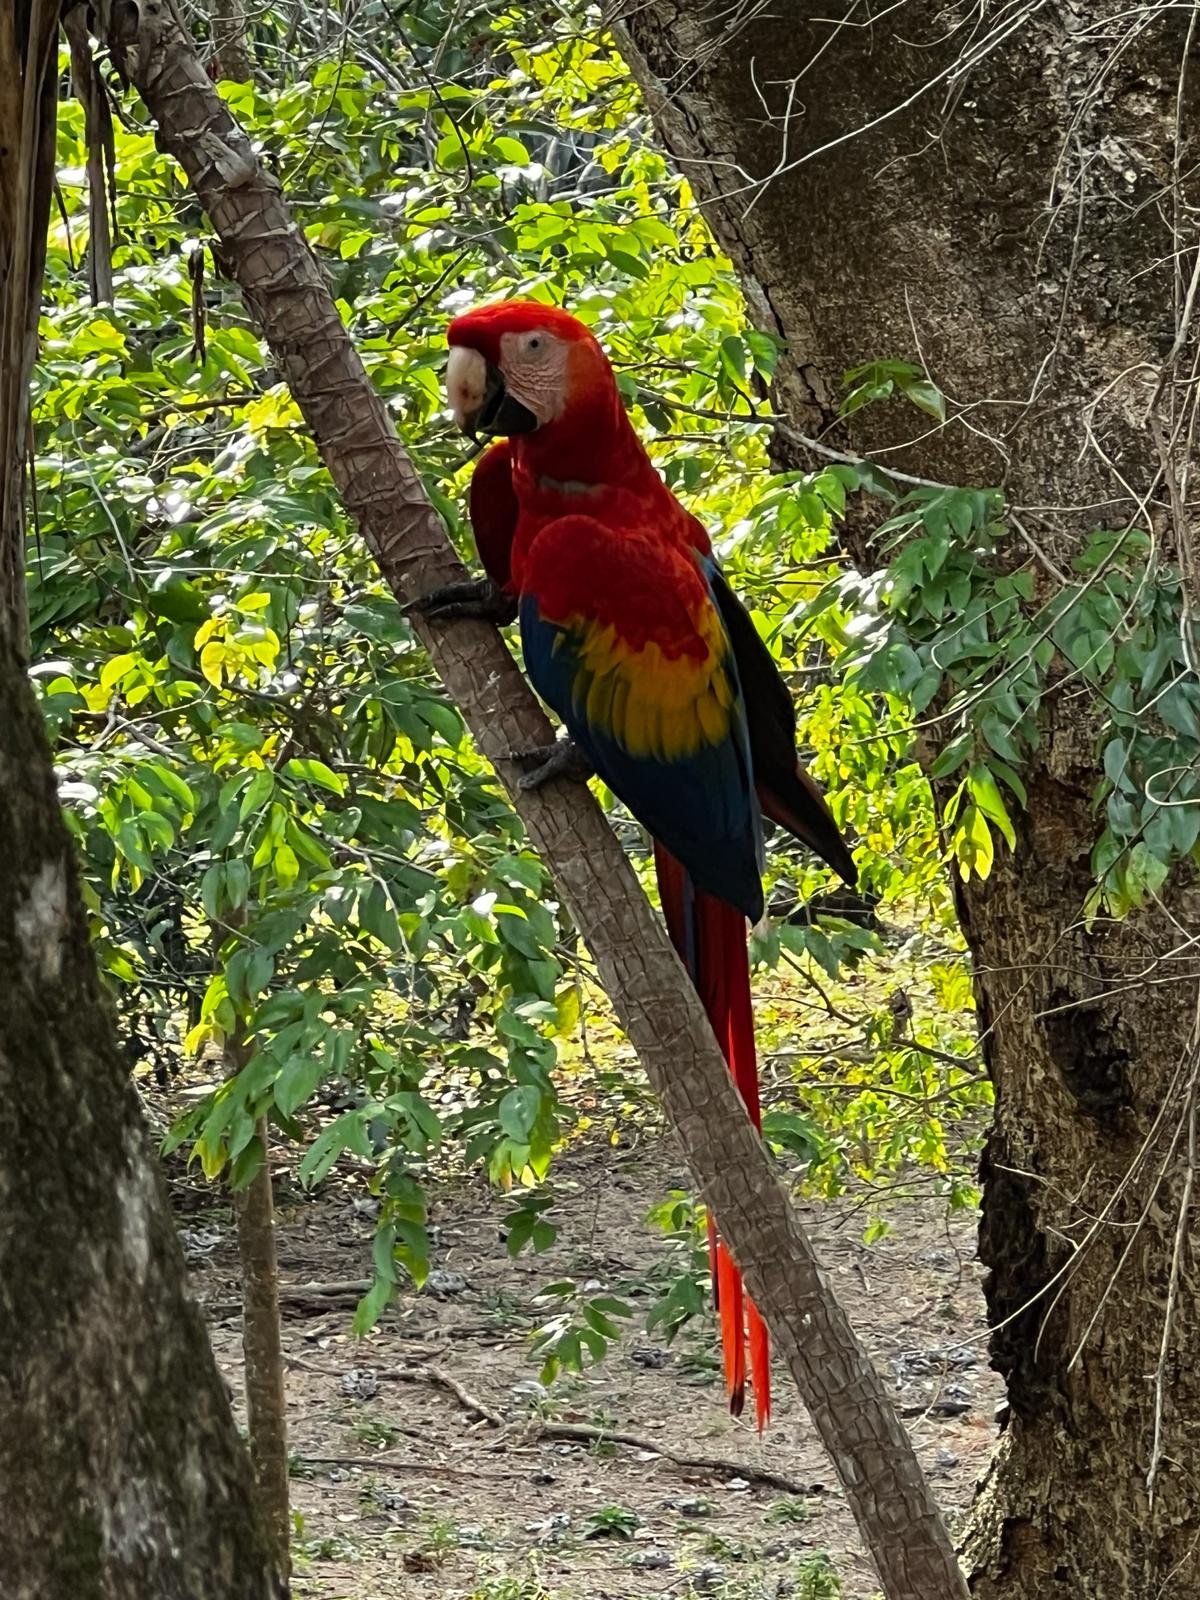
[
  {"xmin": 445, "ymin": 345, "xmax": 488, "ymax": 430},
  {"xmin": 498, "ymin": 329, "xmax": 571, "ymax": 426}
]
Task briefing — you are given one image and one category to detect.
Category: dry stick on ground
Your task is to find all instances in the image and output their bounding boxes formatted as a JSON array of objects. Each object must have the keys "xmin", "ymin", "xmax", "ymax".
[
  {"xmin": 203, "ymin": 1278, "xmax": 372, "ymax": 1318},
  {"xmin": 388, "ymin": 1364, "xmax": 820, "ymax": 1496},
  {"xmin": 296, "ymin": 1454, "xmax": 508, "ymax": 1482},
  {"xmin": 91, "ymin": 8, "xmax": 967, "ymax": 1597}
]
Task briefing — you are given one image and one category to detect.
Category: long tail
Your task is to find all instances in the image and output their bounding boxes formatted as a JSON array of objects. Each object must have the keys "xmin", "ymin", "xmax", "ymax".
[{"xmin": 655, "ymin": 845, "xmax": 771, "ymax": 1432}]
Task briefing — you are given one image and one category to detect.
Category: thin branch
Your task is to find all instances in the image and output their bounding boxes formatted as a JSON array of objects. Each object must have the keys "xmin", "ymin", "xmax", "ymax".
[{"xmin": 388, "ymin": 1364, "xmax": 818, "ymax": 1495}]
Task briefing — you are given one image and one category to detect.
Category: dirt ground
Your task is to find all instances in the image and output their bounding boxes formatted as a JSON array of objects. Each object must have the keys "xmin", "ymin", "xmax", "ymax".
[{"xmin": 183, "ymin": 1136, "xmax": 1000, "ymax": 1600}]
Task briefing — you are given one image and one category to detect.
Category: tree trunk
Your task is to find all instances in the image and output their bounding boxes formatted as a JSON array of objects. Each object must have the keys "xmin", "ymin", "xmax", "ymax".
[
  {"xmin": 0, "ymin": 0, "xmax": 56, "ymax": 654},
  {"xmin": 0, "ymin": 637, "xmax": 288, "ymax": 1600},
  {"xmin": 233, "ymin": 1114, "xmax": 291, "ymax": 1574},
  {"xmin": 613, "ymin": 2, "xmax": 1200, "ymax": 1593},
  {"xmin": 233, "ymin": 1113, "xmax": 292, "ymax": 1574},
  {"xmin": 90, "ymin": 6, "xmax": 969, "ymax": 1595},
  {"xmin": 218, "ymin": 918, "xmax": 291, "ymax": 1571},
  {"xmin": 64, "ymin": 5, "xmax": 116, "ymax": 305},
  {"xmin": 209, "ymin": 0, "xmax": 253, "ymax": 84}
]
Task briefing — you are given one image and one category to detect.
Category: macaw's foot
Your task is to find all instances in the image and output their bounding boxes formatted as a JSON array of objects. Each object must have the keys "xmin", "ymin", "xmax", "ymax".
[
  {"xmin": 513, "ymin": 738, "xmax": 593, "ymax": 791},
  {"xmin": 403, "ymin": 577, "xmax": 518, "ymax": 625}
]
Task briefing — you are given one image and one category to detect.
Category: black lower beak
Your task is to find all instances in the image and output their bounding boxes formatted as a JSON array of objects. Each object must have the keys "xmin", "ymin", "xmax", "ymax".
[{"xmin": 471, "ymin": 363, "xmax": 539, "ymax": 440}]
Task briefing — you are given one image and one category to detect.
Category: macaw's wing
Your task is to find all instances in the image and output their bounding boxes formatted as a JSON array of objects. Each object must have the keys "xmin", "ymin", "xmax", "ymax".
[
  {"xmin": 519, "ymin": 515, "xmax": 765, "ymax": 922},
  {"xmin": 469, "ymin": 440, "xmax": 518, "ymax": 591},
  {"xmin": 705, "ymin": 559, "xmax": 857, "ymax": 887}
]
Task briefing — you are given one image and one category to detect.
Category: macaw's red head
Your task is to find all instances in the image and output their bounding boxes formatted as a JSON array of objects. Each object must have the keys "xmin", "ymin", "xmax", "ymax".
[{"xmin": 445, "ymin": 301, "xmax": 615, "ymax": 442}]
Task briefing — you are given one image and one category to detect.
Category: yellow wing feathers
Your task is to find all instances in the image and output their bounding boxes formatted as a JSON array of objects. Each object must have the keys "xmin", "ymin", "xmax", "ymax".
[{"xmin": 568, "ymin": 606, "xmax": 736, "ymax": 762}]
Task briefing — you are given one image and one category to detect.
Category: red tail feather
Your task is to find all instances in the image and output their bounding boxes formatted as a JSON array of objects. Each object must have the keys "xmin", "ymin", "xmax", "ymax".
[
  {"xmin": 655, "ymin": 844, "xmax": 771, "ymax": 1431},
  {"xmin": 716, "ymin": 1242, "xmax": 746, "ymax": 1416},
  {"xmin": 747, "ymin": 1298, "xmax": 771, "ymax": 1431}
]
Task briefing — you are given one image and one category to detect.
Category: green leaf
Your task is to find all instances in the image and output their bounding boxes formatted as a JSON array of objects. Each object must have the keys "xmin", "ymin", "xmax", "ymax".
[
  {"xmin": 275, "ymin": 1055, "xmax": 324, "ymax": 1117},
  {"xmin": 491, "ymin": 134, "xmax": 530, "ymax": 163},
  {"xmin": 718, "ymin": 334, "xmax": 747, "ymax": 385},
  {"xmin": 498, "ymin": 1084, "xmax": 541, "ymax": 1141},
  {"xmin": 930, "ymin": 735, "xmax": 971, "ymax": 779},
  {"xmin": 142, "ymin": 763, "xmax": 195, "ymax": 811},
  {"xmin": 299, "ymin": 1111, "xmax": 367, "ymax": 1188},
  {"xmin": 352, "ymin": 1279, "xmax": 394, "ymax": 1336},
  {"xmin": 239, "ymin": 769, "xmax": 275, "ymax": 819},
  {"xmin": 272, "ymin": 842, "xmax": 299, "ymax": 888},
  {"xmin": 225, "ymin": 859, "xmax": 251, "ymax": 911},
  {"xmin": 744, "ymin": 329, "xmax": 780, "ymax": 378},
  {"xmin": 1160, "ymin": 684, "xmax": 1200, "ymax": 741},
  {"xmin": 902, "ymin": 378, "xmax": 946, "ymax": 423},
  {"xmin": 968, "ymin": 764, "xmax": 1016, "ymax": 851},
  {"xmin": 284, "ymin": 757, "xmax": 345, "ymax": 795}
]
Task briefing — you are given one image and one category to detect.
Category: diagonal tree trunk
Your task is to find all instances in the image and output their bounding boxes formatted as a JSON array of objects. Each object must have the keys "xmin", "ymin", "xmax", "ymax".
[
  {"xmin": 611, "ymin": 3, "xmax": 1200, "ymax": 1593},
  {"xmin": 87, "ymin": 4, "xmax": 968, "ymax": 1595}
]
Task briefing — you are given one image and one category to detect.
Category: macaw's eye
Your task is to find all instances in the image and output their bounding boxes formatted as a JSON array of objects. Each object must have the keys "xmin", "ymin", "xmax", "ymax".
[{"xmin": 528, "ymin": 336, "xmax": 541, "ymax": 351}]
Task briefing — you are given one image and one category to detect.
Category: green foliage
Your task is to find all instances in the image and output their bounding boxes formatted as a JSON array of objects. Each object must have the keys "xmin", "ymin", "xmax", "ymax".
[
  {"xmin": 838, "ymin": 462, "xmax": 1200, "ymax": 910},
  {"xmin": 767, "ymin": 1496, "xmax": 811, "ymax": 1525},
  {"xmin": 643, "ymin": 1191, "xmax": 709, "ymax": 1341},
  {"xmin": 585, "ymin": 1505, "xmax": 641, "ymax": 1540},
  {"xmin": 530, "ymin": 1279, "xmax": 635, "ymax": 1384},
  {"xmin": 796, "ymin": 1552, "xmax": 844, "ymax": 1599},
  {"xmin": 465, "ymin": 1574, "xmax": 553, "ymax": 1600},
  {"xmin": 841, "ymin": 359, "xmax": 946, "ymax": 425}
]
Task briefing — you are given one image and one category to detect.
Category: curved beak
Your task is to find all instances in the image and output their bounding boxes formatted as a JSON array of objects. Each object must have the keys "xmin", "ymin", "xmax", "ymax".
[
  {"xmin": 446, "ymin": 346, "xmax": 539, "ymax": 440},
  {"xmin": 475, "ymin": 364, "xmax": 539, "ymax": 440}
]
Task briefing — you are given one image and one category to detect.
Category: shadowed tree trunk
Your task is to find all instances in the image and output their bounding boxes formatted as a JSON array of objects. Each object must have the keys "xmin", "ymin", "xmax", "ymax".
[
  {"xmin": 63, "ymin": 5, "xmax": 116, "ymax": 305},
  {"xmin": 209, "ymin": 0, "xmax": 252, "ymax": 84},
  {"xmin": 86, "ymin": 3, "xmax": 972, "ymax": 1594},
  {"xmin": 612, "ymin": 3, "xmax": 1200, "ymax": 1593},
  {"xmin": 0, "ymin": 0, "xmax": 56, "ymax": 652}
]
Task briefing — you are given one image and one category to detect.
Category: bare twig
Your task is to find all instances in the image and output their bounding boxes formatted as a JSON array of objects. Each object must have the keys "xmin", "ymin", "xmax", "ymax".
[
  {"xmin": 389, "ymin": 1364, "xmax": 821, "ymax": 1495},
  {"xmin": 295, "ymin": 1452, "xmax": 500, "ymax": 1481}
]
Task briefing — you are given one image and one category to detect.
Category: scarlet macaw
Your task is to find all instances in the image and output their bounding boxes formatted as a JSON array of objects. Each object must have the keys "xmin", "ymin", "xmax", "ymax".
[{"xmin": 419, "ymin": 302, "xmax": 857, "ymax": 1430}]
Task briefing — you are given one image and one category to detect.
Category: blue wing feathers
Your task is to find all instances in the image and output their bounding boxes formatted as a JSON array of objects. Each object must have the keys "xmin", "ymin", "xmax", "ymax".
[{"xmin": 520, "ymin": 587, "xmax": 765, "ymax": 922}]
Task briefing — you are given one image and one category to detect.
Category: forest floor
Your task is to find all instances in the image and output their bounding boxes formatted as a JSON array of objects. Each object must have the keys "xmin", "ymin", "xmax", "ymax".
[{"xmin": 181, "ymin": 1131, "xmax": 1001, "ymax": 1600}]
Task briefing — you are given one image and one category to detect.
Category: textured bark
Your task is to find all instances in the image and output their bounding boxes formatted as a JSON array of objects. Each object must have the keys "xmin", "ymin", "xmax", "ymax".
[
  {"xmin": 89, "ymin": 5, "xmax": 966, "ymax": 1595},
  {"xmin": 0, "ymin": 638, "xmax": 288, "ymax": 1600},
  {"xmin": 0, "ymin": 0, "xmax": 56, "ymax": 652},
  {"xmin": 64, "ymin": 5, "xmax": 117, "ymax": 305},
  {"xmin": 208, "ymin": 0, "xmax": 252, "ymax": 84},
  {"xmin": 613, "ymin": 3, "xmax": 1200, "ymax": 1593},
  {"xmin": 220, "ymin": 925, "xmax": 290, "ymax": 1570},
  {"xmin": 233, "ymin": 1115, "xmax": 291, "ymax": 1574}
]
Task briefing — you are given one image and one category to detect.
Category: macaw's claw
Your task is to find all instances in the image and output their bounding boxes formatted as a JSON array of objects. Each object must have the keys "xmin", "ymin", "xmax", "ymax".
[
  {"xmin": 403, "ymin": 577, "xmax": 518, "ymax": 625},
  {"xmin": 513, "ymin": 739, "xmax": 593, "ymax": 791}
]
